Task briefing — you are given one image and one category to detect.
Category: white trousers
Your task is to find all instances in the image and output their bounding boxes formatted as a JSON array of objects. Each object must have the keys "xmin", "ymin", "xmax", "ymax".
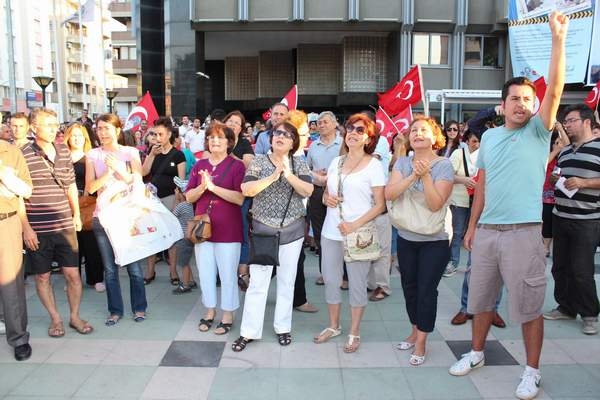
[
  {"xmin": 195, "ymin": 241, "xmax": 241, "ymax": 311},
  {"xmin": 240, "ymin": 238, "xmax": 303, "ymax": 339}
]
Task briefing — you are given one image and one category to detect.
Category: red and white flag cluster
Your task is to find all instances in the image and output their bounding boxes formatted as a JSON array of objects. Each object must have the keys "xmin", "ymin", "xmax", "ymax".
[
  {"xmin": 124, "ymin": 91, "xmax": 159, "ymax": 132},
  {"xmin": 262, "ymin": 85, "xmax": 298, "ymax": 121},
  {"xmin": 584, "ymin": 80, "xmax": 600, "ymax": 110},
  {"xmin": 376, "ymin": 65, "xmax": 424, "ymax": 144}
]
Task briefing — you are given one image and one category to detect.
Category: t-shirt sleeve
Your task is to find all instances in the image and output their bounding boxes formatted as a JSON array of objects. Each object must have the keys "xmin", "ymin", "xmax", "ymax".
[
  {"xmin": 392, "ymin": 156, "xmax": 411, "ymax": 177},
  {"xmin": 476, "ymin": 138, "xmax": 486, "ymax": 170},
  {"xmin": 370, "ymin": 158, "xmax": 386, "ymax": 187},
  {"xmin": 449, "ymin": 149, "xmax": 462, "ymax": 173},
  {"xmin": 243, "ymin": 155, "xmax": 263, "ymax": 183},
  {"xmin": 294, "ymin": 157, "xmax": 312, "ymax": 183},
  {"xmin": 241, "ymin": 139, "xmax": 254, "ymax": 156},
  {"xmin": 433, "ymin": 159, "xmax": 455, "ymax": 183},
  {"xmin": 174, "ymin": 150, "xmax": 186, "ymax": 165}
]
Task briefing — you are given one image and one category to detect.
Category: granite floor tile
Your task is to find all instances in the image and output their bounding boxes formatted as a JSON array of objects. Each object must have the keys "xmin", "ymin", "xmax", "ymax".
[
  {"xmin": 0, "ymin": 338, "xmax": 63, "ymax": 364},
  {"xmin": 74, "ymin": 365, "xmax": 156, "ymax": 398},
  {"xmin": 160, "ymin": 341, "xmax": 225, "ymax": 367},
  {"xmin": 447, "ymin": 340, "xmax": 518, "ymax": 366},
  {"xmin": 277, "ymin": 368, "xmax": 345, "ymax": 400},
  {"xmin": 539, "ymin": 364, "xmax": 600, "ymax": 398},
  {"xmin": 45, "ymin": 339, "xmax": 117, "ymax": 365},
  {"xmin": 0, "ymin": 363, "xmax": 39, "ymax": 396},
  {"xmin": 101, "ymin": 340, "xmax": 172, "ymax": 366},
  {"xmin": 342, "ymin": 368, "xmax": 414, "ymax": 399},
  {"xmin": 8, "ymin": 364, "xmax": 97, "ymax": 397},
  {"xmin": 553, "ymin": 338, "xmax": 600, "ymax": 364},
  {"xmin": 501, "ymin": 338, "xmax": 576, "ymax": 365},
  {"xmin": 403, "ymin": 366, "xmax": 481, "ymax": 399},
  {"xmin": 280, "ymin": 341, "xmax": 340, "ymax": 368},
  {"xmin": 218, "ymin": 341, "xmax": 281, "ymax": 368},
  {"xmin": 466, "ymin": 365, "xmax": 552, "ymax": 399},
  {"xmin": 393, "ymin": 340, "xmax": 458, "ymax": 368},
  {"xmin": 338, "ymin": 341, "xmax": 402, "ymax": 368},
  {"xmin": 208, "ymin": 368, "xmax": 278, "ymax": 400},
  {"xmin": 141, "ymin": 366, "xmax": 216, "ymax": 400}
]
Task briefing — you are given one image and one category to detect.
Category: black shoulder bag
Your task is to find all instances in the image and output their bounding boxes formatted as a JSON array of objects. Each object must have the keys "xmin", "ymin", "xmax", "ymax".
[{"xmin": 248, "ymin": 157, "xmax": 295, "ymax": 266}]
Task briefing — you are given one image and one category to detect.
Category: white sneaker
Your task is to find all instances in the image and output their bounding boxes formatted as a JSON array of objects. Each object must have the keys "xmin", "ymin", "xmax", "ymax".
[
  {"xmin": 95, "ymin": 282, "xmax": 106, "ymax": 293},
  {"xmin": 582, "ymin": 317, "xmax": 598, "ymax": 335},
  {"xmin": 0, "ymin": 320, "xmax": 5, "ymax": 335},
  {"xmin": 448, "ymin": 351, "xmax": 484, "ymax": 376},
  {"xmin": 515, "ymin": 369, "xmax": 541, "ymax": 400}
]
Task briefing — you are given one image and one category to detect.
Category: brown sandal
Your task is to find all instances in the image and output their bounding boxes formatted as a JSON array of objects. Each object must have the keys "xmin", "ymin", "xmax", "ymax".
[
  {"xmin": 69, "ymin": 319, "xmax": 94, "ymax": 335},
  {"xmin": 48, "ymin": 321, "xmax": 65, "ymax": 338}
]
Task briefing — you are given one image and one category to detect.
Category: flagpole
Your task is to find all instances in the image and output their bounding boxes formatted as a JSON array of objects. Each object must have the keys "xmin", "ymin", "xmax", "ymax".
[
  {"xmin": 78, "ymin": 0, "xmax": 88, "ymax": 112},
  {"xmin": 378, "ymin": 106, "xmax": 401, "ymax": 135}
]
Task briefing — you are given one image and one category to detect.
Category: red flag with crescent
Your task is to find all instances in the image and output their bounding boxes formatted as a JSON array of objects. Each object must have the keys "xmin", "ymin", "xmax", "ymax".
[
  {"xmin": 532, "ymin": 77, "xmax": 547, "ymax": 115},
  {"xmin": 376, "ymin": 106, "xmax": 412, "ymax": 146},
  {"xmin": 124, "ymin": 91, "xmax": 159, "ymax": 132},
  {"xmin": 377, "ymin": 65, "xmax": 423, "ymax": 115},
  {"xmin": 584, "ymin": 80, "xmax": 600, "ymax": 110},
  {"xmin": 262, "ymin": 84, "xmax": 298, "ymax": 121}
]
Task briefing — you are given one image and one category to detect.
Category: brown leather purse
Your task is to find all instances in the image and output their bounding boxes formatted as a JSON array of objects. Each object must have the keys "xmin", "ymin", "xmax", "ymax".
[{"xmin": 186, "ymin": 204, "xmax": 212, "ymax": 244}]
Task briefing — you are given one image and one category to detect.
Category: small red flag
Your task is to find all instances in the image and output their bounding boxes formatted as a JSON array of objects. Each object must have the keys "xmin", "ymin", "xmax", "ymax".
[
  {"xmin": 584, "ymin": 80, "xmax": 600, "ymax": 110},
  {"xmin": 262, "ymin": 84, "xmax": 298, "ymax": 122},
  {"xmin": 124, "ymin": 91, "xmax": 159, "ymax": 132},
  {"xmin": 378, "ymin": 65, "xmax": 423, "ymax": 115},
  {"xmin": 376, "ymin": 106, "xmax": 413, "ymax": 146}
]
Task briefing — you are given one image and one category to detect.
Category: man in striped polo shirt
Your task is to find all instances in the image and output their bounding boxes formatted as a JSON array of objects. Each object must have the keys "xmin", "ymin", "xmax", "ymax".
[
  {"xmin": 543, "ymin": 104, "xmax": 600, "ymax": 336},
  {"xmin": 21, "ymin": 108, "xmax": 93, "ymax": 337}
]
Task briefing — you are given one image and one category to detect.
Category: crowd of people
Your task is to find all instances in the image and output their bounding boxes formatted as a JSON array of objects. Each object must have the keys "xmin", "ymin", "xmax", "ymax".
[{"xmin": 0, "ymin": 10, "xmax": 599, "ymax": 400}]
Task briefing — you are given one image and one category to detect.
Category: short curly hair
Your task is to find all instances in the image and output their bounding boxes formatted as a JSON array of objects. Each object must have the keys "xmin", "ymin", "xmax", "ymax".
[{"xmin": 408, "ymin": 115, "xmax": 446, "ymax": 150}]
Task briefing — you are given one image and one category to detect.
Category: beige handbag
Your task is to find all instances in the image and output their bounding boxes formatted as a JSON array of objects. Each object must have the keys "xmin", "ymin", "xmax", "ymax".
[{"xmin": 388, "ymin": 158, "xmax": 448, "ymax": 235}]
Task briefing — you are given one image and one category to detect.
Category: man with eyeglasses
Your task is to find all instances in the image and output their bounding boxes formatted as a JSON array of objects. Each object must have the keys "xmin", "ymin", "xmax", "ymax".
[
  {"xmin": 543, "ymin": 104, "xmax": 600, "ymax": 336},
  {"xmin": 20, "ymin": 108, "xmax": 93, "ymax": 339},
  {"xmin": 449, "ymin": 12, "xmax": 569, "ymax": 400}
]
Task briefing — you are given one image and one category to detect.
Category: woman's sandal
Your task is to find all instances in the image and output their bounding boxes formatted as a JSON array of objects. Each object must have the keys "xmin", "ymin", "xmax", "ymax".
[
  {"xmin": 170, "ymin": 276, "xmax": 180, "ymax": 286},
  {"xmin": 343, "ymin": 334, "xmax": 361, "ymax": 353},
  {"xmin": 232, "ymin": 336, "xmax": 253, "ymax": 352},
  {"xmin": 214, "ymin": 322, "xmax": 232, "ymax": 335},
  {"xmin": 198, "ymin": 318, "xmax": 214, "ymax": 332},
  {"xmin": 396, "ymin": 341, "xmax": 416, "ymax": 351},
  {"xmin": 313, "ymin": 327, "xmax": 342, "ymax": 344},
  {"xmin": 237, "ymin": 273, "xmax": 250, "ymax": 292},
  {"xmin": 409, "ymin": 353, "xmax": 426, "ymax": 366},
  {"xmin": 277, "ymin": 332, "xmax": 292, "ymax": 346},
  {"xmin": 133, "ymin": 313, "xmax": 146, "ymax": 323}
]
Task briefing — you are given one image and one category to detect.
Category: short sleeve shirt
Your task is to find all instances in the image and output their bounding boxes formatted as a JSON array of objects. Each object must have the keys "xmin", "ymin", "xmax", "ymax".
[
  {"xmin": 149, "ymin": 148, "xmax": 186, "ymax": 198},
  {"xmin": 321, "ymin": 156, "xmax": 385, "ymax": 241},
  {"xmin": 186, "ymin": 155, "xmax": 245, "ymax": 242},
  {"xmin": 0, "ymin": 140, "xmax": 32, "ymax": 213},
  {"xmin": 22, "ymin": 142, "xmax": 76, "ymax": 235},
  {"xmin": 232, "ymin": 138, "xmax": 254, "ymax": 160},
  {"xmin": 243, "ymin": 154, "xmax": 311, "ymax": 227},
  {"xmin": 393, "ymin": 156, "xmax": 454, "ymax": 242},
  {"xmin": 306, "ymin": 136, "xmax": 342, "ymax": 180},
  {"xmin": 476, "ymin": 115, "xmax": 550, "ymax": 224}
]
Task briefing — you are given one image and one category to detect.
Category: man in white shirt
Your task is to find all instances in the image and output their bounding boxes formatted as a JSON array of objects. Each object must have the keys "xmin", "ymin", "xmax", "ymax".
[{"xmin": 184, "ymin": 117, "xmax": 205, "ymax": 157}]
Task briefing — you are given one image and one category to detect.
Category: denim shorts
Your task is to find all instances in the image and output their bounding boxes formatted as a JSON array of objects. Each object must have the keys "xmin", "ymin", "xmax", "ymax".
[{"xmin": 175, "ymin": 238, "xmax": 194, "ymax": 267}]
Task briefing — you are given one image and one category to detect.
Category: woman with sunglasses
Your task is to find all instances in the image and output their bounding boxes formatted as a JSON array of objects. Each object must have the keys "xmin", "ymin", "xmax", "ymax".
[
  {"xmin": 385, "ymin": 116, "xmax": 454, "ymax": 366},
  {"xmin": 437, "ymin": 120, "xmax": 462, "ymax": 158},
  {"xmin": 313, "ymin": 113, "xmax": 386, "ymax": 353},
  {"xmin": 232, "ymin": 121, "xmax": 313, "ymax": 352}
]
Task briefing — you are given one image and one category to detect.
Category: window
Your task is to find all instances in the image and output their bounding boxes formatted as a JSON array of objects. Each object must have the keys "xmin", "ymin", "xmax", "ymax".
[
  {"xmin": 465, "ymin": 35, "xmax": 503, "ymax": 68},
  {"xmin": 412, "ymin": 33, "xmax": 450, "ymax": 66}
]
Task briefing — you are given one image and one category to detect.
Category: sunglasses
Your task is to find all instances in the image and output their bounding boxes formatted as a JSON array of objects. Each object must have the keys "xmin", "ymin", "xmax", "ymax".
[
  {"xmin": 447, "ymin": 127, "xmax": 458, "ymax": 132},
  {"xmin": 345, "ymin": 125, "xmax": 366, "ymax": 134},
  {"xmin": 273, "ymin": 130, "xmax": 293, "ymax": 139}
]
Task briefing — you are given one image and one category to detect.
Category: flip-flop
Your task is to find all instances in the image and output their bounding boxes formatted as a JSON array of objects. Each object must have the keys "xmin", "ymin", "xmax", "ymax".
[
  {"xmin": 69, "ymin": 320, "xmax": 94, "ymax": 335},
  {"xmin": 409, "ymin": 353, "xmax": 426, "ymax": 366},
  {"xmin": 48, "ymin": 321, "xmax": 65, "ymax": 338},
  {"xmin": 343, "ymin": 334, "xmax": 360, "ymax": 353},
  {"xmin": 198, "ymin": 318, "xmax": 214, "ymax": 332},
  {"xmin": 105, "ymin": 315, "xmax": 121, "ymax": 326},
  {"xmin": 396, "ymin": 341, "xmax": 415, "ymax": 351}
]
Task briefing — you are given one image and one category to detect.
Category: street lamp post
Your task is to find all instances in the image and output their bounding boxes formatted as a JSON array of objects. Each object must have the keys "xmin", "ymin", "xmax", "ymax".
[
  {"xmin": 106, "ymin": 90, "xmax": 119, "ymax": 113},
  {"xmin": 32, "ymin": 76, "xmax": 54, "ymax": 107}
]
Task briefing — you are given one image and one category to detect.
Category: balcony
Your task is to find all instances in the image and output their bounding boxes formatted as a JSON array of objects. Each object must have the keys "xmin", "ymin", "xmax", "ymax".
[
  {"xmin": 112, "ymin": 59, "xmax": 137, "ymax": 74},
  {"xmin": 109, "ymin": 1, "xmax": 131, "ymax": 17},
  {"xmin": 66, "ymin": 34, "xmax": 80, "ymax": 43},
  {"xmin": 111, "ymin": 86, "xmax": 138, "ymax": 101},
  {"xmin": 67, "ymin": 51, "xmax": 82, "ymax": 63},
  {"xmin": 111, "ymin": 31, "xmax": 134, "ymax": 43},
  {"xmin": 67, "ymin": 93, "xmax": 84, "ymax": 103}
]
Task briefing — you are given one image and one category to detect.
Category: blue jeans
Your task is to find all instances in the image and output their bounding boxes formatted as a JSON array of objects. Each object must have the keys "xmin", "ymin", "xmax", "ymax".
[
  {"xmin": 460, "ymin": 265, "xmax": 502, "ymax": 313},
  {"xmin": 92, "ymin": 218, "xmax": 147, "ymax": 317},
  {"xmin": 449, "ymin": 205, "xmax": 470, "ymax": 267}
]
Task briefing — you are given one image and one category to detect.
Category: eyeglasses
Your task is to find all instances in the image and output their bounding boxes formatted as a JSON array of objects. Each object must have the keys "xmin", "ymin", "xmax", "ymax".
[
  {"xmin": 447, "ymin": 127, "xmax": 458, "ymax": 132},
  {"xmin": 273, "ymin": 130, "xmax": 293, "ymax": 139},
  {"xmin": 563, "ymin": 118, "xmax": 582, "ymax": 125},
  {"xmin": 345, "ymin": 125, "xmax": 366, "ymax": 134}
]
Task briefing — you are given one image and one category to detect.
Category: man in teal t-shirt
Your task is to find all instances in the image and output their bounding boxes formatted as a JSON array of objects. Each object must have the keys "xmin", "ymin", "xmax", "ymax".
[{"xmin": 448, "ymin": 11, "xmax": 569, "ymax": 400}]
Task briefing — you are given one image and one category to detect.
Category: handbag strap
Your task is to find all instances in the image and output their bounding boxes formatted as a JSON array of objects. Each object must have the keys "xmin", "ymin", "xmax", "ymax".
[
  {"xmin": 204, "ymin": 157, "xmax": 236, "ymax": 216},
  {"xmin": 336, "ymin": 156, "xmax": 346, "ymax": 222},
  {"xmin": 461, "ymin": 148, "xmax": 470, "ymax": 178},
  {"xmin": 31, "ymin": 142, "xmax": 66, "ymax": 191},
  {"xmin": 278, "ymin": 156, "xmax": 295, "ymax": 228}
]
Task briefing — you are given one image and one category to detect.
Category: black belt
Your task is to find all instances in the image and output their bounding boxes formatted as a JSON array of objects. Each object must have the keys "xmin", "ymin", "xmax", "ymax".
[
  {"xmin": 477, "ymin": 222, "xmax": 540, "ymax": 231},
  {"xmin": 0, "ymin": 211, "xmax": 17, "ymax": 221}
]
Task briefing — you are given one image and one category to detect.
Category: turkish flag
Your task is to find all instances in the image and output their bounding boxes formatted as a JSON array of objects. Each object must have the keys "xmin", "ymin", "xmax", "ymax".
[
  {"xmin": 124, "ymin": 91, "xmax": 159, "ymax": 132},
  {"xmin": 378, "ymin": 65, "xmax": 423, "ymax": 115},
  {"xmin": 376, "ymin": 106, "xmax": 412, "ymax": 146},
  {"xmin": 584, "ymin": 80, "xmax": 600, "ymax": 110},
  {"xmin": 262, "ymin": 84, "xmax": 298, "ymax": 122},
  {"xmin": 532, "ymin": 77, "xmax": 547, "ymax": 115}
]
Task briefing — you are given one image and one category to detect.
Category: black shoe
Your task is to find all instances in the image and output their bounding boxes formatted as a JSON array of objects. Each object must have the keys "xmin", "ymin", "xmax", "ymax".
[{"xmin": 14, "ymin": 343, "xmax": 32, "ymax": 361}]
